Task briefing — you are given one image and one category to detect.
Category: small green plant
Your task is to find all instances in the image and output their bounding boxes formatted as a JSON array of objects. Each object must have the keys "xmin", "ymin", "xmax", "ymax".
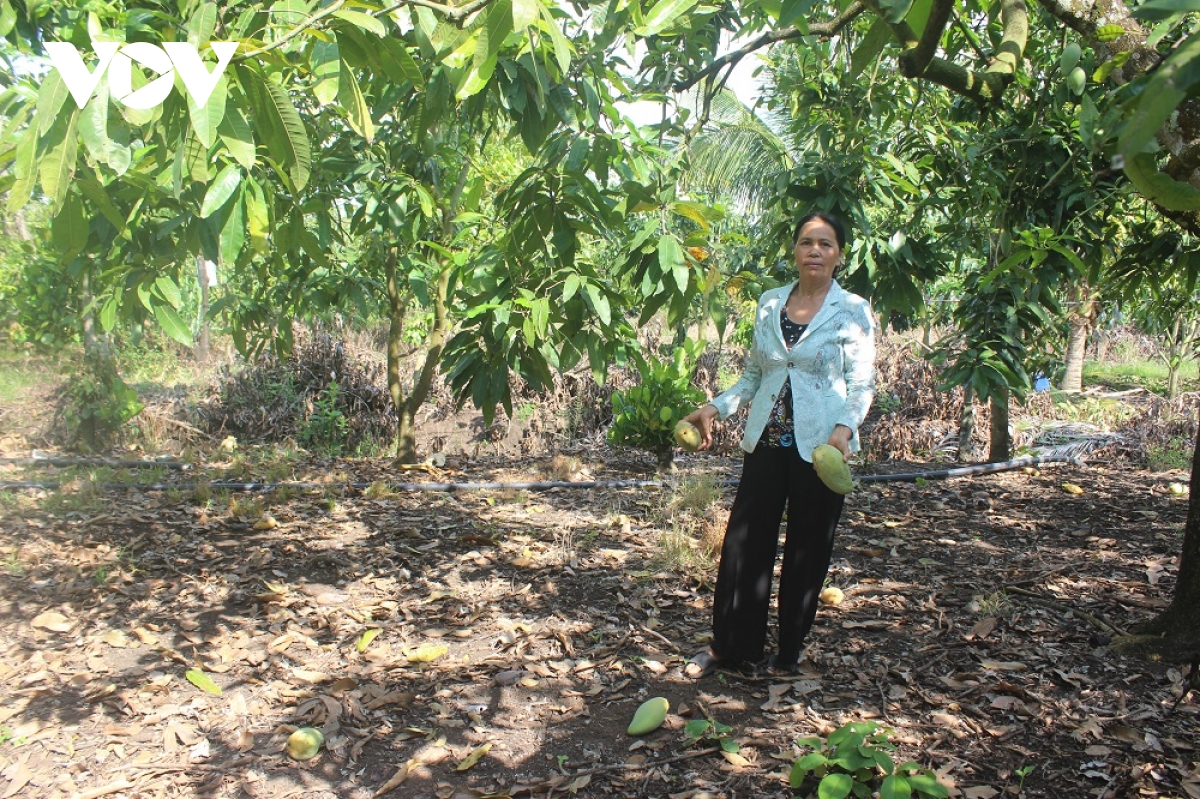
[
  {"xmin": 789, "ymin": 721, "xmax": 948, "ymax": 799},
  {"xmin": 516, "ymin": 402, "xmax": 537, "ymax": 423},
  {"xmin": 298, "ymin": 381, "xmax": 349, "ymax": 455},
  {"xmin": 1147, "ymin": 438, "xmax": 1194, "ymax": 472},
  {"xmin": 1014, "ymin": 764, "xmax": 1035, "ymax": 791},
  {"xmin": 4, "ymin": 548, "xmax": 23, "ymax": 575},
  {"xmin": 608, "ymin": 344, "xmax": 706, "ymax": 469},
  {"xmin": 56, "ymin": 351, "xmax": 144, "ymax": 452},
  {"xmin": 682, "ymin": 716, "xmax": 739, "ymax": 754}
]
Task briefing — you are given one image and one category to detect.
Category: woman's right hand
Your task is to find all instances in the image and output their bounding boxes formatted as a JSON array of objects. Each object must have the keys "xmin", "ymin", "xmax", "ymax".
[{"xmin": 683, "ymin": 404, "xmax": 719, "ymax": 451}]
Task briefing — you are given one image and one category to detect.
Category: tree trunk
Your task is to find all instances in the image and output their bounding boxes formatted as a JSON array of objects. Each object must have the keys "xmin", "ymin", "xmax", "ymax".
[
  {"xmin": 959, "ymin": 384, "xmax": 976, "ymax": 462},
  {"xmin": 196, "ymin": 256, "xmax": 211, "ymax": 364},
  {"xmin": 1116, "ymin": 406, "xmax": 1200, "ymax": 661},
  {"xmin": 387, "ymin": 252, "xmax": 453, "ymax": 465},
  {"xmin": 989, "ymin": 388, "xmax": 1010, "ymax": 462}
]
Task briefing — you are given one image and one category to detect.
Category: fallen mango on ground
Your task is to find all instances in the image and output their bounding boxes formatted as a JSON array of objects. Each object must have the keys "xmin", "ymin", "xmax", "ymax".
[
  {"xmin": 627, "ymin": 696, "xmax": 669, "ymax": 735},
  {"xmin": 286, "ymin": 727, "xmax": 324, "ymax": 760},
  {"xmin": 812, "ymin": 444, "xmax": 854, "ymax": 494}
]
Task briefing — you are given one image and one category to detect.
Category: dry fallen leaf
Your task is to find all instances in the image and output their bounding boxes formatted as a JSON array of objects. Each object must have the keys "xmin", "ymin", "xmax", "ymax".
[
  {"xmin": 966, "ymin": 618, "xmax": 998, "ymax": 640},
  {"xmin": 721, "ymin": 750, "xmax": 752, "ymax": 768},
  {"xmin": 455, "ymin": 743, "xmax": 492, "ymax": 771},
  {"xmin": 962, "ymin": 787, "xmax": 1000, "ymax": 799},
  {"xmin": 374, "ymin": 760, "xmax": 414, "ymax": 796},
  {"xmin": 101, "ymin": 629, "xmax": 129, "ymax": 648},
  {"xmin": 1061, "ymin": 482, "xmax": 1085, "ymax": 495},
  {"xmin": 31, "ymin": 611, "xmax": 71, "ymax": 633}
]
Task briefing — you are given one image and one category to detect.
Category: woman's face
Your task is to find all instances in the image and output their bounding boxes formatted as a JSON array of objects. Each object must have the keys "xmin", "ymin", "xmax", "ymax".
[{"xmin": 793, "ymin": 219, "xmax": 842, "ymax": 282}]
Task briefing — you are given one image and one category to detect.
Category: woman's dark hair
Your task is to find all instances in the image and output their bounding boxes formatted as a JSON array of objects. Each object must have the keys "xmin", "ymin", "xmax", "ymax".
[{"xmin": 792, "ymin": 212, "xmax": 847, "ymax": 250}]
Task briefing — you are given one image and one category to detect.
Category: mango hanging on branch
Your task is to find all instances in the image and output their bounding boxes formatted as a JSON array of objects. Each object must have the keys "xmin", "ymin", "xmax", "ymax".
[{"xmin": 812, "ymin": 444, "xmax": 855, "ymax": 494}]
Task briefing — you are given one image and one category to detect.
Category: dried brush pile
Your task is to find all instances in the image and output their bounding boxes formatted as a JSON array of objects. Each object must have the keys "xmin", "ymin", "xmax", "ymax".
[
  {"xmin": 861, "ymin": 335, "xmax": 986, "ymax": 461},
  {"xmin": 196, "ymin": 327, "xmax": 395, "ymax": 451}
]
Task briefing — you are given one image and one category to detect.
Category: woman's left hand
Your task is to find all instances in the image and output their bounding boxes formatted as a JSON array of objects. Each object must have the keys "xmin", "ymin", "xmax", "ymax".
[{"xmin": 827, "ymin": 425, "xmax": 853, "ymax": 459}]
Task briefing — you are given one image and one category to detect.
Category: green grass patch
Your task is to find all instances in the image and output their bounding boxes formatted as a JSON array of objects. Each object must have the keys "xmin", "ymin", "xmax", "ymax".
[
  {"xmin": 1083, "ymin": 360, "xmax": 1199, "ymax": 396},
  {"xmin": 0, "ymin": 354, "xmax": 49, "ymax": 404}
]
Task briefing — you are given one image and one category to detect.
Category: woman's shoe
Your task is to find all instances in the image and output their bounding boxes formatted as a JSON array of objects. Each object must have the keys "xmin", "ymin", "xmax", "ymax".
[
  {"xmin": 766, "ymin": 654, "xmax": 800, "ymax": 676},
  {"xmin": 685, "ymin": 650, "xmax": 724, "ymax": 678}
]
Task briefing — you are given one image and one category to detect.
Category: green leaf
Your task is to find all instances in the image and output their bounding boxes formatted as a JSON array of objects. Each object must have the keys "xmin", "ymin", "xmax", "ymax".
[
  {"xmin": 189, "ymin": 73, "xmax": 227, "ymax": 149},
  {"xmin": 389, "ymin": 40, "xmax": 426, "ymax": 89},
  {"xmin": 35, "ymin": 68, "xmax": 69, "ymax": 137},
  {"xmin": 156, "ymin": 302, "xmax": 195, "ymax": 347},
  {"xmin": 7, "ymin": 122, "xmax": 37, "ymax": 213},
  {"xmin": 513, "ymin": 0, "xmax": 539, "ymax": 28},
  {"xmin": 0, "ymin": 0, "xmax": 16, "ymax": 36},
  {"xmin": 356, "ymin": 628, "xmax": 382, "ymax": 652},
  {"xmin": 817, "ymin": 772, "xmax": 854, "ymax": 799},
  {"xmin": 562, "ymin": 273, "xmax": 581, "ymax": 303},
  {"xmin": 201, "ymin": 165, "xmax": 242, "ymax": 218},
  {"xmin": 245, "ymin": 178, "xmax": 270, "ymax": 254},
  {"xmin": 249, "ymin": 69, "xmax": 312, "ymax": 190},
  {"xmin": 1124, "ymin": 152, "xmax": 1200, "ymax": 211},
  {"xmin": 78, "ymin": 170, "xmax": 126, "ymax": 232},
  {"xmin": 337, "ymin": 58, "xmax": 375, "ymax": 140},
  {"xmin": 218, "ymin": 105, "xmax": 257, "ymax": 170},
  {"xmin": 584, "ymin": 282, "xmax": 611, "ymax": 325},
  {"xmin": 1133, "ymin": 0, "xmax": 1200, "ymax": 20},
  {"xmin": 880, "ymin": 775, "xmax": 912, "ymax": 799},
  {"xmin": 538, "ymin": 4, "xmax": 573, "ymax": 74},
  {"xmin": 155, "ymin": 275, "xmax": 183, "ymax": 308},
  {"xmin": 187, "ymin": 2, "xmax": 218, "ymax": 46},
  {"xmin": 850, "ymin": 19, "xmax": 892, "ymax": 78},
  {"xmin": 668, "ymin": 200, "xmax": 723, "ymax": 229},
  {"xmin": 334, "ymin": 8, "xmax": 387, "ymax": 36},
  {"xmin": 220, "ymin": 188, "xmax": 246, "ymax": 266},
  {"xmin": 99, "ymin": 295, "xmax": 118, "ymax": 332},
  {"xmin": 879, "ymin": 0, "xmax": 914, "ymax": 24},
  {"xmin": 635, "ymin": 0, "xmax": 703, "ymax": 36},
  {"xmin": 657, "ymin": 234, "xmax": 688, "ymax": 291},
  {"xmin": 1118, "ymin": 36, "xmax": 1200, "ymax": 159},
  {"xmin": 313, "ymin": 40, "xmax": 341, "ymax": 105},
  {"xmin": 185, "ymin": 667, "xmax": 223, "ymax": 695},
  {"xmin": 905, "ymin": 775, "xmax": 948, "ymax": 798},
  {"xmin": 39, "ymin": 108, "xmax": 80, "ymax": 213},
  {"xmin": 51, "ymin": 191, "xmax": 88, "ymax": 260}
]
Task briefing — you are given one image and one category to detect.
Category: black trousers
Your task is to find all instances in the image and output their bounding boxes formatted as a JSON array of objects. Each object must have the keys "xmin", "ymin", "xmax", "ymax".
[{"xmin": 711, "ymin": 444, "xmax": 845, "ymax": 665}]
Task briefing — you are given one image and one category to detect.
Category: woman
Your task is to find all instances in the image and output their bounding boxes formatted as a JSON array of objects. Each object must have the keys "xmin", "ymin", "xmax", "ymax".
[{"xmin": 682, "ymin": 212, "xmax": 876, "ymax": 677}]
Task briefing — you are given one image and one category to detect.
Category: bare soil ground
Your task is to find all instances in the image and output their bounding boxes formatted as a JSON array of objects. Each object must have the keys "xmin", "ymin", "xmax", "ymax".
[{"xmin": 0, "ymin": 447, "xmax": 1196, "ymax": 799}]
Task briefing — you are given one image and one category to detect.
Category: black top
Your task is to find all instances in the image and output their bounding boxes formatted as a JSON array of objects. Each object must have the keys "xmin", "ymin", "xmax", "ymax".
[{"xmin": 759, "ymin": 309, "xmax": 808, "ymax": 448}]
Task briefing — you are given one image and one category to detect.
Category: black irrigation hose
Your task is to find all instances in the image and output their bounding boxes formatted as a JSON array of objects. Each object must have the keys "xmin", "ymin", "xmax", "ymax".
[
  {"xmin": 0, "ymin": 453, "xmax": 1082, "ymax": 493},
  {"xmin": 0, "ymin": 457, "xmax": 189, "ymax": 470}
]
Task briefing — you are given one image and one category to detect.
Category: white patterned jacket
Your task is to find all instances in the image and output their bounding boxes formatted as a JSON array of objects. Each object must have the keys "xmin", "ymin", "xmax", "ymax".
[{"xmin": 710, "ymin": 280, "xmax": 876, "ymax": 459}]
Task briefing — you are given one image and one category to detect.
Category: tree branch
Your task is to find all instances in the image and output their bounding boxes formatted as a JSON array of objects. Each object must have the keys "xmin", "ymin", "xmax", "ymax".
[
  {"xmin": 899, "ymin": 0, "xmax": 955, "ymax": 78},
  {"xmin": 673, "ymin": 2, "xmax": 866, "ymax": 92},
  {"xmin": 239, "ymin": 0, "xmax": 499, "ymax": 59},
  {"xmin": 238, "ymin": 0, "xmax": 346, "ymax": 60}
]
